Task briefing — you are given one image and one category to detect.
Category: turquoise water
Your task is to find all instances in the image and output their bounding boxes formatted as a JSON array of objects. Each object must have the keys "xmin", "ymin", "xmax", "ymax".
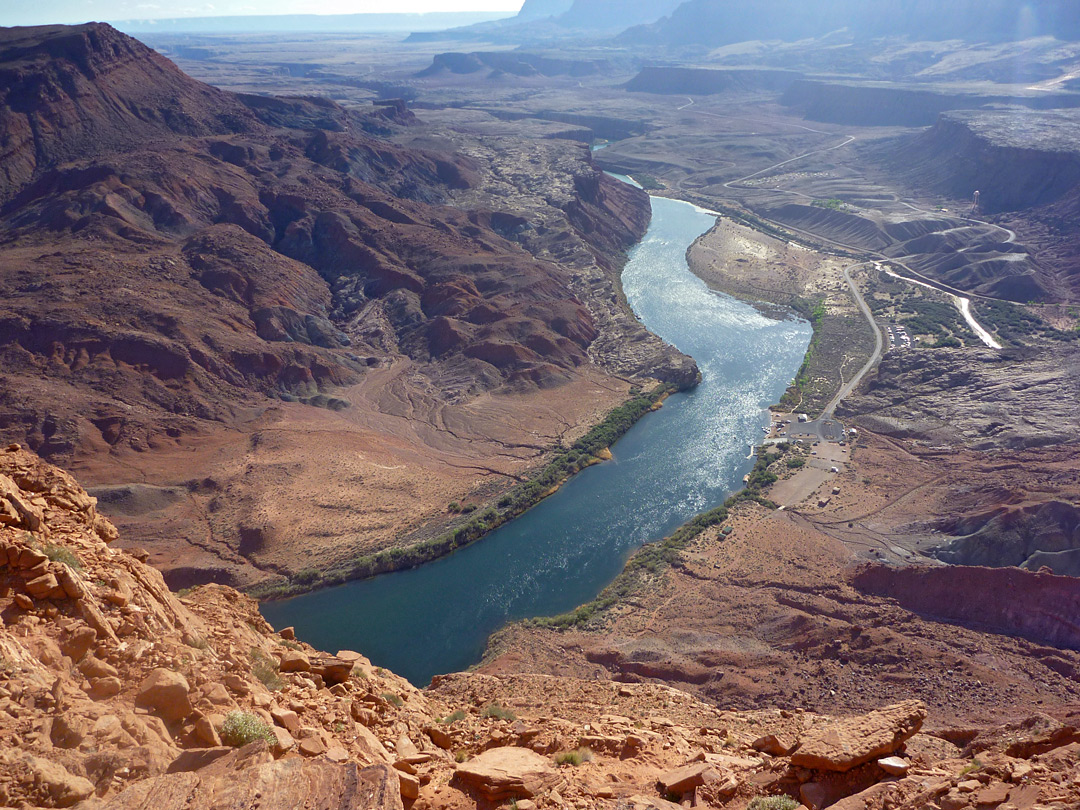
[{"xmin": 261, "ymin": 196, "xmax": 810, "ymax": 685}]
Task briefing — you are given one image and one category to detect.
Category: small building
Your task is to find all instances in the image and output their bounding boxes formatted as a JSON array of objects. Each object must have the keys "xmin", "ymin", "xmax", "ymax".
[{"xmin": 797, "ymin": 414, "xmax": 809, "ymax": 423}]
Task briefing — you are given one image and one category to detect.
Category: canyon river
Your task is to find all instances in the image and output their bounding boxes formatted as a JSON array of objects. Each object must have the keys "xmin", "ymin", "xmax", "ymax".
[{"xmin": 261, "ymin": 194, "xmax": 811, "ymax": 685}]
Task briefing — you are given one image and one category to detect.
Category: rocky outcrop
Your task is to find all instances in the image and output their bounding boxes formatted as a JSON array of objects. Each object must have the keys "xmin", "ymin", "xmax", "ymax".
[
  {"xmin": 102, "ymin": 746, "xmax": 405, "ymax": 810},
  {"xmin": 0, "ymin": 23, "xmax": 257, "ymax": 203},
  {"xmin": 625, "ymin": 67, "xmax": 800, "ymax": 96},
  {"xmin": 851, "ymin": 563, "xmax": 1080, "ymax": 653},
  {"xmin": 419, "ymin": 51, "xmax": 614, "ymax": 78},
  {"xmin": 838, "ymin": 343, "xmax": 1080, "ymax": 449},
  {"xmin": 782, "ymin": 81, "xmax": 1080, "ymax": 127},
  {"xmin": 3, "ymin": 446, "xmax": 1080, "ymax": 810},
  {"xmin": 880, "ymin": 109, "xmax": 1080, "ymax": 212},
  {"xmin": 929, "ymin": 500, "xmax": 1080, "ymax": 575},
  {"xmin": 791, "ymin": 701, "xmax": 926, "ymax": 772},
  {"xmin": 622, "ymin": 0, "xmax": 1080, "ymax": 48},
  {"xmin": 454, "ymin": 747, "xmax": 560, "ymax": 799}
]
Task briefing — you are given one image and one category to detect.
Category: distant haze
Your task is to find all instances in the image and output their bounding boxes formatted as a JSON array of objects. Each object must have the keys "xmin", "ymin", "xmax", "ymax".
[{"xmin": 1, "ymin": 1, "xmax": 521, "ymax": 28}]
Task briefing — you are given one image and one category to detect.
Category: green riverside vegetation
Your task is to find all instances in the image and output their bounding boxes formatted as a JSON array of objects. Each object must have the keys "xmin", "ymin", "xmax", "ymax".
[
  {"xmin": 529, "ymin": 447, "xmax": 780, "ymax": 630},
  {"xmin": 253, "ymin": 384, "xmax": 677, "ymax": 600},
  {"xmin": 778, "ymin": 297, "xmax": 825, "ymax": 411}
]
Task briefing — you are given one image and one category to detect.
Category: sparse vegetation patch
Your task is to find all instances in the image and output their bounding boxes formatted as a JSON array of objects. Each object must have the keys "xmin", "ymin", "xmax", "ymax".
[{"xmin": 220, "ymin": 711, "xmax": 276, "ymax": 747}]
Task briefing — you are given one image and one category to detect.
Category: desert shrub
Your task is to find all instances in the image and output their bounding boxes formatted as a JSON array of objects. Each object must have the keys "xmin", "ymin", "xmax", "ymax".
[
  {"xmin": 960, "ymin": 758, "xmax": 983, "ymax": 776},
  {"xmin": 292, "ymin": 568, "xmax": 321, "ymax": 586},
  {"xmin": 481, "ymin": 703, "xmax": 516, "ymax": 721},
  {"xmin": 43, "ymin": 543, "xmax": 82, "ymax": 570},
  {"xmin": 220, "ymin": 711, "xmax": 276, "ymax": 747},
  {"xmin": 249, "ymin": 648, "xmax": 284, "ymax": 691},
  {"xmin": 747, "ymin": 797, "xmax": 798, "ymax": 810},
  {"xmin": 554, "ymin": 748, "xmax": 593, "ymax": 766},
  {"xmin": 438, "ymin": 709, "xmax": 466, "ymax": 725},
  {"xmin": 786, "ymin": 457, "xmax": 806, "ymax": 468},
  {"xmin": 381, "ymin": 692, "xmax": 404, "ymax": 708}
]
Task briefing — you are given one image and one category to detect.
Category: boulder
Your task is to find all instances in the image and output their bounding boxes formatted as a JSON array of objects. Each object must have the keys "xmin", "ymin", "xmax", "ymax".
[
  {"xmin": 166, "ymin": 747, "xmax": 233, "ymax": 774},
  {"xmin": 279, "ymin": 650, "xmax": 311, "ymax": 673},
  {"xmin": 877, "ymin": 755, "xmax": 909, "ymax": 776},
  {"xmin": 136, "ymin": 668, "xmax": 193, "ymax": 723},
  {"xmin": 791, "ymin": 701, "xmax": 926, "ymax": 772},
  {"xmin": 425, "ymin": 725, "xmax": 453, "ymax": 749},
  {"xmin": 455, "ymin": 746, "xmax": 560, "ymax": 800},
  {"xmin": 61, "ymin": 626, "xmax": 97, "ymax": 662},
  {"xmin": 753, "ymin": 733, "xmax": 797, "ymax": 756},
  {"xmin": 79, "ymin": 654, "xmax": 119, "ymax": 679},
  {"xmin": 89, "ymin": 676, "xmax": 123, "ymax": 699},
  {"xmin": 271, "ymin": 707, "xmax": 301, "ymax": 734},
  {"xmin": 270, "ymin": 726, "xmax": 296, "ymax": 757},
  {"xmin": 299, "ymin": 736, "xmax": 327, "ymax": 758},
  {"xmin": 194, "ymin": 716, "xmax": 222, "ymax": 747},
  {"xmin": 25, "ymin": 572, "xmax": 60, "ymax": 599},
  {"xmin": 26, "ymin": 754, "xmax": 95, "ymax": 807},
  {"xmin": 106, "ymin": 759, "xmax": 405, "ymax": 810},
  {"xmin": 313, "ymin": 656, "xmax": 353, "ymax": 685},
  {"xmin": 658, "ymin": 762, "xmax": 718, "ymax": 795},
  {"xmin": 398, "ymin": 770, "xmax": 420, "ymax": 800}
]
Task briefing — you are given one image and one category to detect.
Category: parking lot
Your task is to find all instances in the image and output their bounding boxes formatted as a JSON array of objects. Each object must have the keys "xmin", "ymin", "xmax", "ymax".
[{"xmin": 884, "ymin": 322, "xmax": 911, "ymax": 351}]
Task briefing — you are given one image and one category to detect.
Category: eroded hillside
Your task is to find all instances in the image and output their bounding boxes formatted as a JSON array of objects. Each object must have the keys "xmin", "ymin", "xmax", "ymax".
[
  {"xmin": 3, "ymin": 446, "xmax": 1080, "ymax": 810},
  {"xmin": 0, "ymin": 23, "xmax": 694, "ymax": 591}
]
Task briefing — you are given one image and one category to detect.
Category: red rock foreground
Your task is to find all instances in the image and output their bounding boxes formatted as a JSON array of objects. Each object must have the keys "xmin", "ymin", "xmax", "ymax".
[{"xmin": 2, "ymin": 445, "xmax": 1080, "ymax": 809}]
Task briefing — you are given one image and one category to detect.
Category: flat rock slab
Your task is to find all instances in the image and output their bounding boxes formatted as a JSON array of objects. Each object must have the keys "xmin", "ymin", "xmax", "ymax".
[
  {"xmin": 658, "ymin": 762, "xmax": 720, "ymax": 794},
  {"xmin": 455, "ymin": 746, "xmax": 560, "ymax": 800},
  {"xmin": 792, "ymin": 700, "xmax": 926, "ymax": 772},
  {"xmin": 101, "ymin": 756, "xmax": 403, "ymax": 810}
]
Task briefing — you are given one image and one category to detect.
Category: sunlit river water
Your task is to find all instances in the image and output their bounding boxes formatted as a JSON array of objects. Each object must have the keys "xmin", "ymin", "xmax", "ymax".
[{"xmin": 261, "ymin": 192, "xmax": 811, "ymax": 685}]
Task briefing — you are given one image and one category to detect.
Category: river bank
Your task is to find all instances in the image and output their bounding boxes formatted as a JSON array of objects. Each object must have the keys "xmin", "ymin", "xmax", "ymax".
[
  {"xmin": 261, "ymin": 195, "xmax": 810, "ymax": 685},
  {"xmin": 252, "ymin": 382, "xmax": 680, "ymax": 600}
]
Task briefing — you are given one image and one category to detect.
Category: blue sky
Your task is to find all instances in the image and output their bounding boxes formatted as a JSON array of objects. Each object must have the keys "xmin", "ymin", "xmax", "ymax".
[{"xmin": 3, "ymin": 1, "xmax": 522, "ymax": 26}]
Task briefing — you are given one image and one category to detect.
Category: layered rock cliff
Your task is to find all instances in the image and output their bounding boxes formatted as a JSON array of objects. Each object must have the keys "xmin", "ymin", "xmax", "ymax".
[
  {"xmin": 879, "ymin": 110, "xmax": 1080, "ymax": 213},
  {"xmin": 623, "ymin": 0, "xmax": 1080, "ymax": 48}
]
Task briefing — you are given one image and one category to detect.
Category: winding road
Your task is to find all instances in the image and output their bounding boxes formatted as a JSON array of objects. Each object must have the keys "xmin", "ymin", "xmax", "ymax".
[
  {"xmin": 674, "ymin": 95, "xmax": 1006, "ymax": 355},
  {"xmin": 825, "ymin": 263, "xmax": 884, "ymax": 417}
]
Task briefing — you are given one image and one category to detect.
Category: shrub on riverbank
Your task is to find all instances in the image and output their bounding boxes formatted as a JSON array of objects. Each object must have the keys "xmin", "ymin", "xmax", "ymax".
[
  {"xmin": 531, "ymin": 448, "xmax": 780, "ymax": 630},
  {"xmin": 252, "ymin": 384, "xmax": 676, "ymax": 600}
]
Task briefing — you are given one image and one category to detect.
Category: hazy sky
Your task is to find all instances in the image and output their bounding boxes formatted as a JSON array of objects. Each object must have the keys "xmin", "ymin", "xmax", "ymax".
[{"xmin": 3, "ymin": 0, "xmax": 522, "ymax": 26}]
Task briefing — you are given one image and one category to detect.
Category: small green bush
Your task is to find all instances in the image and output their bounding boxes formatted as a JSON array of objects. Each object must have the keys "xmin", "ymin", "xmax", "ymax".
[
  {"xmin": 220, "ymin": 711, "xmax": 276, "ymax": 747},
  {"xmin": 250, "ymin": 648, "xmax": 284, "ymax": 691},
  {"xmin": 786, "ymin": 457, "xmax": 806, "ymax": 468},
  {"xmin": 381, "ymin": 692, "xmax": 404, "ymax": 708},
  {"xmin": 960, "ymin": 758, "xmax": 983, "ymax": 776},
  {"xmin": 554, "ymin": 747, "xmax": 593, "ymax": 767},
  {"xmin": 747, "ymin": 797, "xmax": 798, "ymax": 810},
  {"xmin": 438, "ymin": 709, "xmax": 466, "ymax": 725},
  {"xmin": 481, "ymin": 703, "xmax": 516, "ymax": 721},
  {"xmin": 43, "ymin": 543, "xmax": 82, "ymax": 571}
]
